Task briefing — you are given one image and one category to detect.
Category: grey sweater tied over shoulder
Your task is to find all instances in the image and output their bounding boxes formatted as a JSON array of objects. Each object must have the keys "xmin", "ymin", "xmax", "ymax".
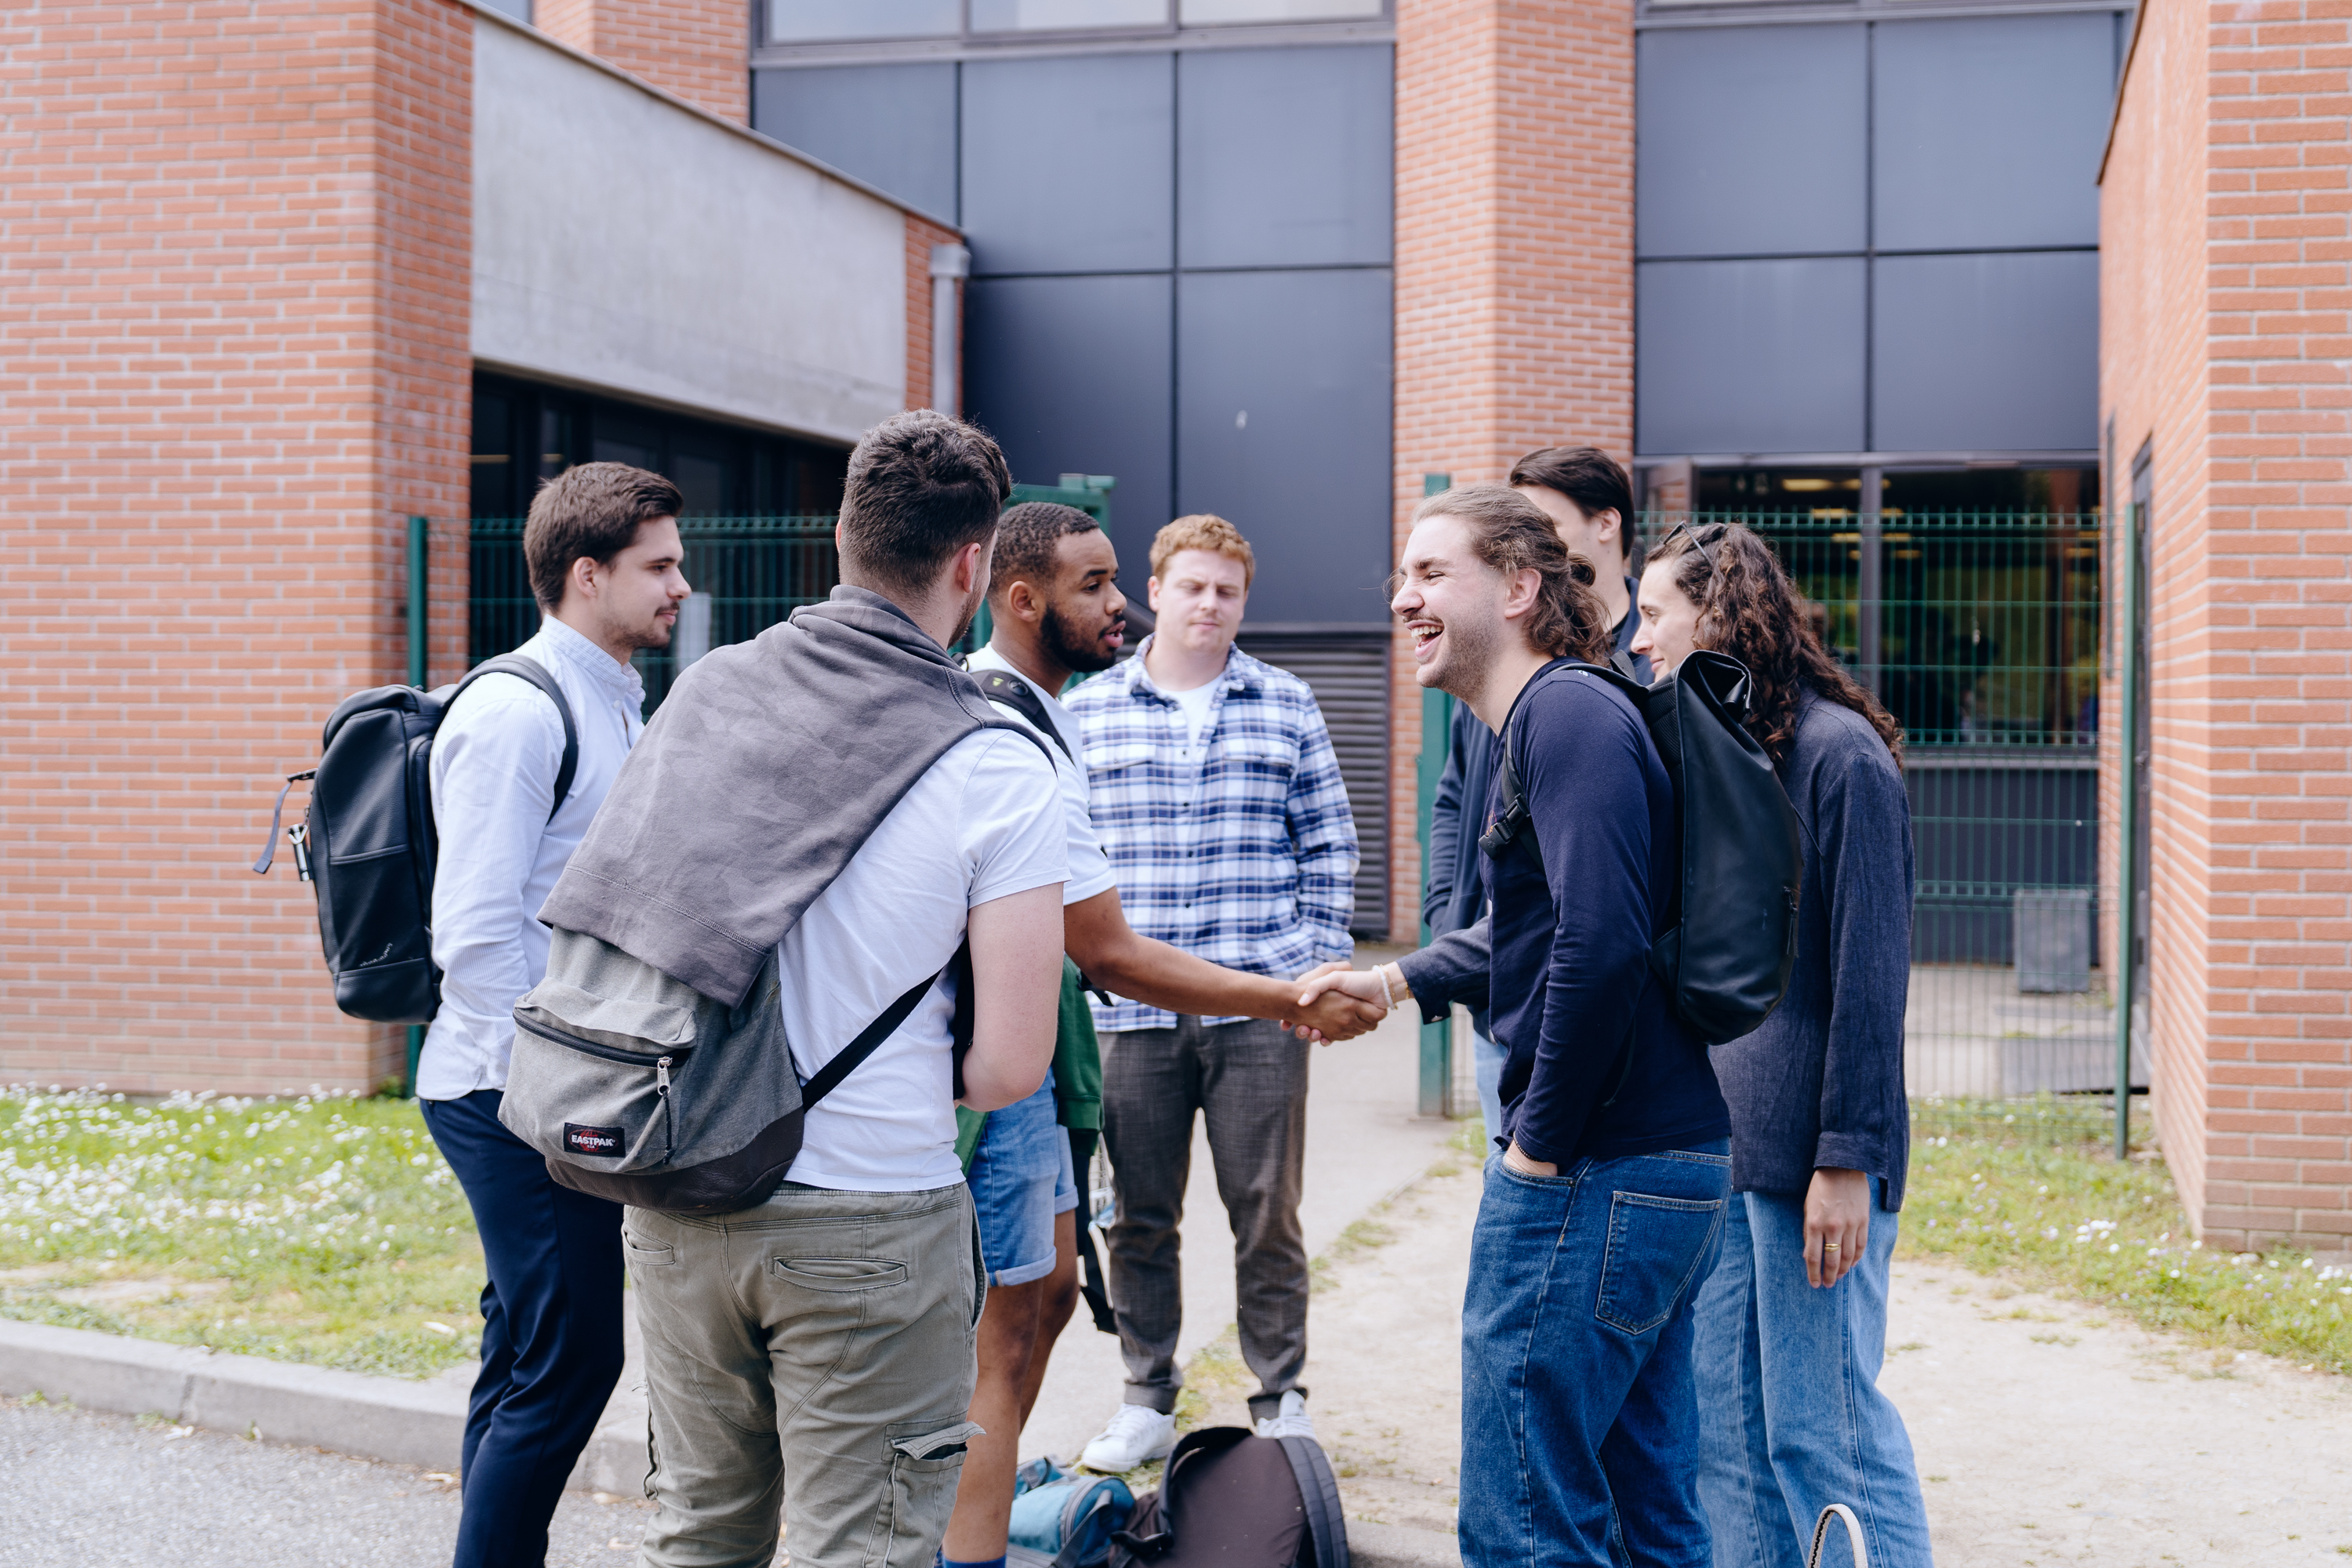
[{"xmin": 536, "ymin": 585, "xmax": 1040, "ymax": 1007}]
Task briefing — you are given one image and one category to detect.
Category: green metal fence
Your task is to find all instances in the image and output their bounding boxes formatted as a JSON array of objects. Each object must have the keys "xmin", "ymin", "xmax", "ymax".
[
  {"xmin": 1430, "ymin": 509, "xmax": 2127, "ymax": 1121},
  {"xmin": 464, "ymin": 514, "xmax": 843, "ymax": 708},
  {"xmin": 463, "ymin": 479, "xmax": 1116, "ymax": 691}
]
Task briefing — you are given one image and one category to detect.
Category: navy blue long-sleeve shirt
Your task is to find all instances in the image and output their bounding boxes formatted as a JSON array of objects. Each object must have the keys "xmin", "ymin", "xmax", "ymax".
[
  {"xmin": 1486, "ymin": 669, "xmax": 1730, "ymax": 1166},
  {"xmin": 1708, "ymin": 691, "xmax": 1915, "ymax": 1208}
]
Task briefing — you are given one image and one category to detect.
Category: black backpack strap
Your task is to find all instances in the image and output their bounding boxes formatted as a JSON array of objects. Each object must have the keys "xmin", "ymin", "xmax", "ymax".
[
  {"xmin": 799, "ymin": 956, "xmax": 949, "ymax": 1110},
  {"xmin": 1275, "ymin": 1437, "xmax": 1351, "ymax": 1568},
  {"xmin": 1076, "ymin": 1218, "xmax": 1119, "ymax": 1334},
  {"xmin": 454, "ymin": 655, "xmax": 581, "ymax": 820},
  {"xmin": 1476, "ymin": 661, "xmax": 1655, "ymax": 1113},
  {"xmin": 972, "ymin": 667, "xmax": 1074, "ymax": 764}
]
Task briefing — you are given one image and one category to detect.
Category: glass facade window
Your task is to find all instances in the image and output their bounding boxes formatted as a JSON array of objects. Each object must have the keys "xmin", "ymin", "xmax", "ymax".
[
  {"xmin": 768, "ymin": 0, "xmax": 961, "ymax": 44},
  {"xmin": 972, "ymin": 0, "xmax": 1168, "ymax": 28},
  {"xmin": 1181, "ymin": 0, "xmax": 1383, "ymax": 20}
]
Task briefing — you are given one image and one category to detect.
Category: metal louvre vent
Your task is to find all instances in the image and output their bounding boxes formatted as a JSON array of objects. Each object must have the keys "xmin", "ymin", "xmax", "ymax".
[{"xmin": 1236, "ymin": 630, "xmax": 1392, "ymax": 938}]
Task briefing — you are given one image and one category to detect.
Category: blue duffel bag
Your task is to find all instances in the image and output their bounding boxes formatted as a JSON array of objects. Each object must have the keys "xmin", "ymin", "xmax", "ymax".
[{"xmin": 1008, "ymin": 1456, "xmax": 1136, "ymax": 1568}]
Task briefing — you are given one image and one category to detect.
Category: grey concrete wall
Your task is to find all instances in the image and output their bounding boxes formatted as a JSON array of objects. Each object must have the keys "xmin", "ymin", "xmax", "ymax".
[{"xmin": 471, "ymin": 20, "xmax": 908, "ymax": 445}]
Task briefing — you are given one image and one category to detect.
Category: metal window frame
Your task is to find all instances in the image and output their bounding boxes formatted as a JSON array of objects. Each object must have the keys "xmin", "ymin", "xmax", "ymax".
[{"xmin": 755, "ymin": 0, "xmax": 1392, "ymax": 67}]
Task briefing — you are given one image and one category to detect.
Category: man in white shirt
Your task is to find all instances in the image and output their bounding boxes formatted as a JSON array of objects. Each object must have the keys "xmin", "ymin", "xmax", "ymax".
[
  {"xmin": 608, "ymin": 412, "xmax": 1069, "ymax": 1568},
  {"xmin": 416, "ymin": 462, "xmax": 689, "ymax": 1568},
  {"xmin": 942, "ymin": 503, "xmax": 1386, "ymax": 1568}
]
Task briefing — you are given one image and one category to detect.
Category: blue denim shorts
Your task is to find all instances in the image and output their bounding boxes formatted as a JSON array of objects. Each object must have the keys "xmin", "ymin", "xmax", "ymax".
[{"xmin": 969, "ymin": 1074, "xmax": 1076, "ymax": 1287}]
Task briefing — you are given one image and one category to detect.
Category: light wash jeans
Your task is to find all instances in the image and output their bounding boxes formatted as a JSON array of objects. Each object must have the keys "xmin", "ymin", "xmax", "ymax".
[
  {"xmin": 1472, "ymin": 1029, "xmax": 1506, "ymax": 1151},
  {"xmin": 1460, "ymin": 1142, "xmax": 1730, "ymax": 1568},
  {"xmin": 1692, "ymin": 1190, "xmax": 1934, "ymax": 1568}
]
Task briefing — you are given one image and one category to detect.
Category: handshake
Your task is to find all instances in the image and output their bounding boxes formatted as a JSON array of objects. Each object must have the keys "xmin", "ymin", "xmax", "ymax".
[{"xmin": 1279, "ymin": 960, "xmax": 1405, "ymax": 1045}]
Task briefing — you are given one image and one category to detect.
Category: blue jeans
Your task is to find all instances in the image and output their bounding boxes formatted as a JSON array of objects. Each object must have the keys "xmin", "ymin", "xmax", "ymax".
[
  {"xmin": 1473, "ymin": 1029, "xmax": 1506, "ymax": 1149},
  {"xmin": 1461, "ymin": 1141, "xmax": 1732, "ymax": 1568},
  {"xmin": 1693, "ymin": 1191, "xmax": 1933, "ymax": 1568},
  {"xmin": 420, "ymin": 1090, "xmax": 626, "ymax": 1568}
]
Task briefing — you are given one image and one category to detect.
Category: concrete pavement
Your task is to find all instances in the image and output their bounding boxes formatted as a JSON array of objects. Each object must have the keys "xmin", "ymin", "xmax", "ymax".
[{"xmin": 0, "ymin": 1396, "xmax": 651, "ymax": 1567}]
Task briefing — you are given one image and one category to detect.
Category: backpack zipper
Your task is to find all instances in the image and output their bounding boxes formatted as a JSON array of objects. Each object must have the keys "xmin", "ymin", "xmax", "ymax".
[{"xmin": 515, "ymin": 1014, "xmax": 694, "ymax": 1067}]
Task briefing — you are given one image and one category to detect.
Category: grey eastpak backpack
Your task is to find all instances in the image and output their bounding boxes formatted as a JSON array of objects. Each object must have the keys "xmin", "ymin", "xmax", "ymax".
[{"xmin": 499, "ymin": 928, "xmax": 951, "ymax": 1214}]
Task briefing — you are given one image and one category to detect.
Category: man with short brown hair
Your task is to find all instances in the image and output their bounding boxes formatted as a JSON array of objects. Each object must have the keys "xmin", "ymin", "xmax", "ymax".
[
  {"xmin": 1064, "ymin": 513, "xmax": 1359, "ymax": 1468},
  {"xmin": 419, "ymin": 460, "xmax": 690, "ymax": 1568}
]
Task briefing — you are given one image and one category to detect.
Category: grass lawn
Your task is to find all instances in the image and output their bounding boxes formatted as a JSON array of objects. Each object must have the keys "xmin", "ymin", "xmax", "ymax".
[
  {"xmin": 3, "ymin": 1083, "xmax": 2345, "ymax": 1385},
  {"xmin": 1900, "ymin": 1094, "xmax": 2350, "ymax": 1376},
  {"xmin": 0, "ymin": 1087, "xmax": 485, "ymax": 1377}
]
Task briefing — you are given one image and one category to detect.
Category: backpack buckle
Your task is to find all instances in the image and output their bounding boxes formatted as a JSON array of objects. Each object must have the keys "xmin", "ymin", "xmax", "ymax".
[{"xmin": 1478, "ymin": 797, "xmax": 1530, "ymax": 859}]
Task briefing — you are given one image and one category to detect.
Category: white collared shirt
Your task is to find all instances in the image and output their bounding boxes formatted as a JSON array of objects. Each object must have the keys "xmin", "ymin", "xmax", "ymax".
[{"xmin": 418, "ymin": 616, "xmax": 645, "ymax": 1101}]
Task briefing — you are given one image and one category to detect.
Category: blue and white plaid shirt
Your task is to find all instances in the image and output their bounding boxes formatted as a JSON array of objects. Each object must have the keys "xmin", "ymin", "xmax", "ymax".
[{"xmin": 1065, "ymin": 638, "xmax": 1359, "ymax": 1031}]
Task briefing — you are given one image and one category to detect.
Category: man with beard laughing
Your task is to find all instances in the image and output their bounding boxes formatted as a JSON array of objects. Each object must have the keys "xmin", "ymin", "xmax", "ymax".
[{"xmin": 945, "ymin": 503, "xmax": 1382, "ymax": 1568}]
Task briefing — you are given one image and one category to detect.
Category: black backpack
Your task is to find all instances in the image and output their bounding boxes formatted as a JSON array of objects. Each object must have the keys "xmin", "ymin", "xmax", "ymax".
[
  {"xmin": 252, "ymin": 656, "xmax": 579, "ymax": 1025},
  {"xmin": 1109, "ymin": 1428, "xmax": 1348, "ymax": 1568},
  {"xmin": 1481, "ymin": 648, "xmax": 1802, "ymax": 1045}
]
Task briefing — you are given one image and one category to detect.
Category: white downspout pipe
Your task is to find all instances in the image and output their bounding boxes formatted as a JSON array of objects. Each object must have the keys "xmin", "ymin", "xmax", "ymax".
[{"xmin": 930, "ymin": 243, "xmax": 971, "ymax": 417}]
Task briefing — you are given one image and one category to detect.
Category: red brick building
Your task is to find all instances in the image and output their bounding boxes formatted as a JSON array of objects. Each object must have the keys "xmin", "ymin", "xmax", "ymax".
[
  {"xmin": 1, "ymin": 0, "xmax": 951, "ymax": 1095},
  {"xmin": 2101, "ymin": 0, "xmax": 2352, "ymax": 1253},
  {"xmin": 11, "ymin": 0, "xmax": 2343, "ymax": 1261}
]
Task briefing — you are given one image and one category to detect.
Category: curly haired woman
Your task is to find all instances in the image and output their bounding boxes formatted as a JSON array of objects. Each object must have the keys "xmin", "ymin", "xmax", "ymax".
[{"xmin": 1632, "ymin": 524, "xmax": 1935, "ymax": 1568}]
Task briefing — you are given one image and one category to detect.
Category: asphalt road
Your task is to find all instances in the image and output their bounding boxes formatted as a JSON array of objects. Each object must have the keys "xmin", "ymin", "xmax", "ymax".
[{"xmin": 0, "ymin": 1396, "xmax": 656, "ymax": 1566}]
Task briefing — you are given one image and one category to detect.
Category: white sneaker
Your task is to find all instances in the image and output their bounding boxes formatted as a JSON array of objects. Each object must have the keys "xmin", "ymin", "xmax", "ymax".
[
  {"xmin": 1254, "ymin": 1389, "xmax": 1315, "ymax": 1440},
  {"xmin": 1080, "ymin": 1403, "xmax": 1178, "ymax": 1472}
]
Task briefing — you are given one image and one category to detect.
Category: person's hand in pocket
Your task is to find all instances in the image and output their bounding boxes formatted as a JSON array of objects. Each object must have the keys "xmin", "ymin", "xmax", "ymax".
[{"xmin": 1501, "ymin": 1141, "xmax": 1557, "ymax": 1178}]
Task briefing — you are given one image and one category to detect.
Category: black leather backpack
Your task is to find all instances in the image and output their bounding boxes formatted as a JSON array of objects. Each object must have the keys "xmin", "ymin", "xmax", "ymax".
[
  {"xmin": 252, "ymin": 656, "xmax": 578, "ymax": 1024},
  {"xmin": 1481, "ymin": 648, "xmax": 1802, "ymax": 1046},
  {"xmin": 1109, "ymin": 1428, "xmax": 1347, "ymax": 1568}
]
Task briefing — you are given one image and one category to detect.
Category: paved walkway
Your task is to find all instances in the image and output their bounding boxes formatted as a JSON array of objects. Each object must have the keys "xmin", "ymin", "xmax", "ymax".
[
  {"xmin": 1225, "ymin": 1149, "xmax": 2352, "ymax": 1563},
  {"xmin": 0, "ymin": 1396, "xmax": 652, "ymax": 1566}
]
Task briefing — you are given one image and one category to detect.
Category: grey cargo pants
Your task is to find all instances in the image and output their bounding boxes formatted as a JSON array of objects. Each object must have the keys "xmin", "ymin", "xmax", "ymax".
[
  {"xmin": 622, "ymin": 1182, "xmax": 985, "ymax": 1568},
  {"xmin": 1100, "ymin": 1015, "xmax": 1309, "ymax": 1422}
]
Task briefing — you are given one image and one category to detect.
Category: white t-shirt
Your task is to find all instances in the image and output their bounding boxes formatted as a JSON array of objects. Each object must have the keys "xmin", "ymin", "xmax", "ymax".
[
  {"xmin": 778, "ymin": 728, "xmax": 1067, "ymax": 1192},
  {"xmin": 1167, "ymin": 680, "xmax": 1218, "ymax": 756},
  {"xmin": 967, "ymin": 644, "xmax": 1118, "ymax": 907}
]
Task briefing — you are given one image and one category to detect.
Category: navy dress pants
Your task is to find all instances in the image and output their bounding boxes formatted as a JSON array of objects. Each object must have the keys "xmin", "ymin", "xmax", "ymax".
[{"xmin": 421, "ymin": 1089, "xmax": 626, "ymax": 1568}]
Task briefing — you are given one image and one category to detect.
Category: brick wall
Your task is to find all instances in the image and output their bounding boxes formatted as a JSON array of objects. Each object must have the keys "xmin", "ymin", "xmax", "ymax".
[
  {"xmin": 2102, "ymin": 0, "xmax": 2352, "ymax": 1252},
  {"xmin": 537, "ymin": 0, "xmax": 746, "ymax": 123},
  {"xmin": 906, "ymin": 214, "xmax": 960, "ymax": 414},
  {"xmin": 1388, "ymin": 0, "xmax": 1637, "ymax": 938},
  {"xmin": 0, "ymin": 0, "xmax": 474, "ymax": 1094}
]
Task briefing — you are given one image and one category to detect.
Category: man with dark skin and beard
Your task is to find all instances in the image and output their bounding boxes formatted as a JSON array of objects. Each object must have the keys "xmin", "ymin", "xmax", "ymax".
[{"xmin": 945, "ymin": 503, "xmax": 1382, "ymax": 1568}]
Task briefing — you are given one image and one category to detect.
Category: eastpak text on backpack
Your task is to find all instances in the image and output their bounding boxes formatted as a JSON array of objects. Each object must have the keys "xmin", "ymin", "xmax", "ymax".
[
  {"xmin": 252, "ymin": 657, "xmax": 579, "ymax": 1025},
  {"xmin": 1481, "ymin": 648, "xmax": 1802, "ymax": 1045}
]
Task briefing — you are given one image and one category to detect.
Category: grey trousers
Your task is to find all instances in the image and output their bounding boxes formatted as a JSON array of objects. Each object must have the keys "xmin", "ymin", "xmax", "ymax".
[
  {"xmin": 1100, "ymin": 1015, "xmax": 1309, "ymax": 1421},
  {"xmin": 622, "ymin": 1182, "xmax": 985, "ymax": 1568}
]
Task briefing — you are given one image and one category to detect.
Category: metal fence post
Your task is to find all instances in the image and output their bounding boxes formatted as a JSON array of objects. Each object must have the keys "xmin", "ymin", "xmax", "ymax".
[
  {"xmin": 2111, "ymin": 501, "xmax": 2141, "ymax": 1162},
  {"xmin": 1416, "ymin": 474, "xmax": 1454, "ymax": 1118},
  {"xmin": 408, "ymin": 515, "xmax": 427, "ymax": 1098},
  {"xmin": 1858, "ymin": 469, "xmax": 1884, "ymax": 695}
]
